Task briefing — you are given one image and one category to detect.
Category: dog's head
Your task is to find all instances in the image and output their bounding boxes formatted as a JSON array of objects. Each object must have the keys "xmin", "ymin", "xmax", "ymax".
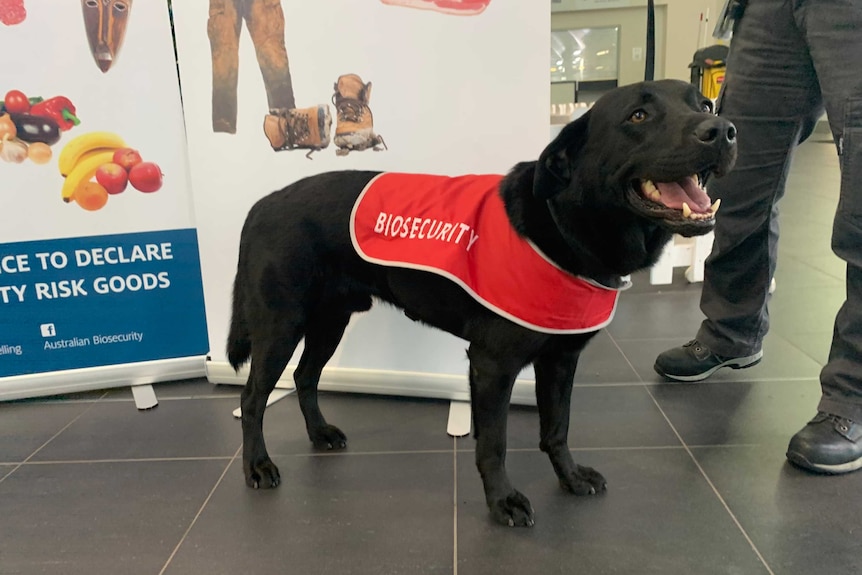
[{"xmin": 534, "ymin": 79, "xmax": 736, "ymax": 236}]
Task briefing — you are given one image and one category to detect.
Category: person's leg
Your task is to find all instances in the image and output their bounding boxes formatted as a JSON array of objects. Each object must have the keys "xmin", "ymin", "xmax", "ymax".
[
  {"xmin": 655, "ymin": 0, "xmax": 823, "ymax": 381},
  {"xmin": 244, "ymin": 0, "xmax": 296, "ymax": 112},
  {"xmin": 786, "ymin": 0, "xmax": 862, "ymax": 473},
  {"xmin": 207, "ymin": 0, "xmax": 242, "ymax": 133}
]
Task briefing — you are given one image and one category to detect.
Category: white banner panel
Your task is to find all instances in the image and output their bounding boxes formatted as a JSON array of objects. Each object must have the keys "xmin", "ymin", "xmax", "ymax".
[
  {"xmin": 173, "ymin": 0, "xmax": 549, "ymax": 388},
  {"xmin": 0, "ymin": 1, "xmax": 207, "ymax": 400}
]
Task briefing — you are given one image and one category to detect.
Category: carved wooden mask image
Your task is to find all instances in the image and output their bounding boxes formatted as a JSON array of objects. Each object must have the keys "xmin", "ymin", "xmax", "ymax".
[{"xmin": 82, "ymin": 0, "xmax": 133, "ymax": 73}]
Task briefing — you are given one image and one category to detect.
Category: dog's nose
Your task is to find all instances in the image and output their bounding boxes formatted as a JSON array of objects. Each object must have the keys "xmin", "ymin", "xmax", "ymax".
[{"xmin": 695, "ymin": 117, "xmax": 737, "ymax": 146}]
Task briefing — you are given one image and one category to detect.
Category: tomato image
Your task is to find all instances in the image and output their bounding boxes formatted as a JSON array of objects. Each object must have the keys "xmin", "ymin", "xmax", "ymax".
[{"xmin": 3, "ymin": 90, "xmax": 30, "ymax": 114}]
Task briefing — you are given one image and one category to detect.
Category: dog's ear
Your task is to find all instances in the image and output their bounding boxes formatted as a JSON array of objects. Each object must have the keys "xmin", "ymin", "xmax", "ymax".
[{"xmin": 533, "ymin": 110, "xmax": 590, "ymax": 200}]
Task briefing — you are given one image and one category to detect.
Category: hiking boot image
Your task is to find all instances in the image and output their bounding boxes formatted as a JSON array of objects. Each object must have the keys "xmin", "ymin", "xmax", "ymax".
[
  {"xmin": 379, "ymin": 0, "xmax": 491, "ymax": 16},
  {"xmin": 332, "ymin": 74, "xmax": 387, "ymax": 157},
  {"xmin": 263, "ymin": 105, "xmax": 332, "ymax": 159}
]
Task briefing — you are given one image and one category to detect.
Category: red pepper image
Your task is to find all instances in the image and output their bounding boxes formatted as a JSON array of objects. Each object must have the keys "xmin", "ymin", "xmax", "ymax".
[
  {"xmin": 0, "ymin": 0, "xmax": 26, "ymax": 26},
  {"xmin": 30, "ymin": 97, "xmax": 81, "ymax": 131}
]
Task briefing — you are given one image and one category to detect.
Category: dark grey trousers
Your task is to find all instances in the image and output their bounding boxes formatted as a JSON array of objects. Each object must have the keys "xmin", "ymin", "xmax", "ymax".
[{"xmin": 696, "ymin": 0, "xmax": 862, "ymax": 421}]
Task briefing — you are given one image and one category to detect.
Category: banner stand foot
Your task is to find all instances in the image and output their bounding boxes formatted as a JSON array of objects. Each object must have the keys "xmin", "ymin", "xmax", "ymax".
[
  {"xmin": 446, "ymin": 400, "xmax": 471, "ymax": 437},
  {"xmin": 131, "ymin": 384, "xmax": 159, "ymax": 410}
]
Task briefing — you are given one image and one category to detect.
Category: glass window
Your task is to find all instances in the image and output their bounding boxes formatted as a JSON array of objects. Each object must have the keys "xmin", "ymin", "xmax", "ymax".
[{"xmin": 551, "ymin": 26, "xmax": 620, "ymax": 83}]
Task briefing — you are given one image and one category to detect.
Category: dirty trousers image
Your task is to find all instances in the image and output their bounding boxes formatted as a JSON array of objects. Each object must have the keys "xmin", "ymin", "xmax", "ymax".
[{"xmin": 207, "ymin": 0, "xmax": 295, "ymax": 133}]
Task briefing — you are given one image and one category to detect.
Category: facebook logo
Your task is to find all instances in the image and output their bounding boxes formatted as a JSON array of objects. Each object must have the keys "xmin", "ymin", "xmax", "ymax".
[{"xmin": 40, "ymin": 324, "xmax": 56, "ymax": 337}]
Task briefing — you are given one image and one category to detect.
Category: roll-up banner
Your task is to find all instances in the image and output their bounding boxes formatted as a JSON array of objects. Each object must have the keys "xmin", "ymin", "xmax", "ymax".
[
  {"xmin": 0, "ymin": 1, "xmax": 208, "ymax": 400},
  {"xmin": 172, "ymin": 0, "xmax": 549, "ymax": 401}
]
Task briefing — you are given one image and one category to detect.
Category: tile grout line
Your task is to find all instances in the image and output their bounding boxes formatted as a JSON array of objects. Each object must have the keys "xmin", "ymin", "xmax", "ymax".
[
  {"xmin": 158, "ymin": 443, "xmax": 243, "ymax": 575},
  {"xmin": 17, "ymin": 394, "xmax": 242, "ymax": 405},
  {"xmin": 0, "ymin": 443, "xmax": 765, "ymax": 468},
  {"xmin": 0, "ymin": 391, "xmax": 107, "ymax": 485},
  {"xmin": 12, "ymin": 456, "xmax": 237, "ymax": 465},
  {"xmin": 453, "ymin": 437, "xmax": 458, "ymax": 575},
  {"xmin": 642, "ymin": 385, "xmax": 777, "ymax": 575},
  {"xmin": 606, "ymin": 333, "xmax": 777, "ymax": 575}
]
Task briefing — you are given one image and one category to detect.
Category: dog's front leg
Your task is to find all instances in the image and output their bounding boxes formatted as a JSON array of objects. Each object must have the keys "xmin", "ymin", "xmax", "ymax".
[
  {"xmin": 467, "ymin": 344, "xmax": 534, "ymax": 527},
  {"xmin": 534, "ymin": 348, "xmax": 607, "ymax": 495}
]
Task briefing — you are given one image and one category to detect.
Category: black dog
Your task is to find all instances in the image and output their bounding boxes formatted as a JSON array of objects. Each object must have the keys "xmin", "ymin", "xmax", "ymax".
[{"xmin": 227, "ymin": 79, "xmax": 737, "ymax": 527}]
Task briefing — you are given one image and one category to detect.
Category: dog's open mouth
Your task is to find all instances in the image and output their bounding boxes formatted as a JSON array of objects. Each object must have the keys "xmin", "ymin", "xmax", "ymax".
[{"xmin": 630, "ymin": 173, "xmax": 720, "ymax": 224}]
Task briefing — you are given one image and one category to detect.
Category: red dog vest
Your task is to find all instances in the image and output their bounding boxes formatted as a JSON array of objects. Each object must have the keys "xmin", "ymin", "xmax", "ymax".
[{"xmin": 350, "ymin": 172, "xmax": 621, "ymax": 334}]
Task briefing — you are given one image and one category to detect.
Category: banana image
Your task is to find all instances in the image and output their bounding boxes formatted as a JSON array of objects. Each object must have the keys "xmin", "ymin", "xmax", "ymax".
[
  {"xmin": 58, "ymin": 131, "xmax": 126, "ymax": 177},
  {"xmin": 61, "ymin": 150, "xmax": 116, "ymax": 202}
]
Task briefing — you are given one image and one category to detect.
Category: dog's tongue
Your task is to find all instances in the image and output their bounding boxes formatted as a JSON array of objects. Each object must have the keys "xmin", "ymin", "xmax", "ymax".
[{"xmin": 655, "ymin": 176, "xmax": 711, "ymax": 213}]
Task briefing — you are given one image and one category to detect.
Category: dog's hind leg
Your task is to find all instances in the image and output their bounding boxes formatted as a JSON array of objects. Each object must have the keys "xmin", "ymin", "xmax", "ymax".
[
  {"xmin": 241, "ymin": 321, "xmax": 303, "ymax": 489},
  {"xmin": 534, "ymin": 347, "xmax": 607, "ymax": 496},
  {"xmin": 293, "ymin": 302, "xmax": 357, "ymax": 450},
  {"xmin": 467, "ymin": 343, "xmax": 535, "ymax": 527}
]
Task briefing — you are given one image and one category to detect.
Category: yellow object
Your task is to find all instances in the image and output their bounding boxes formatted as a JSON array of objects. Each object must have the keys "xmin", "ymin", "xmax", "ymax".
[
  {"xmin": 61, "ymin": 150, "xmax": 116, "ymax": 203},
  {"xmin": 701, "ymin": 66, "xmax": 725, "ymax": 100},
  {"xmin": 57, "ymin": 131, "xmax": 125, "ymax": 177},
  {"xmin": 73, "ymin": 147, "xmax": 121, "ymax": 169}
]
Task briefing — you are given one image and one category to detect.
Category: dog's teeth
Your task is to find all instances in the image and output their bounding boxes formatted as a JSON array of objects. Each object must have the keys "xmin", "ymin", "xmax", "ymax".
[
  {"xmin": 642, "ymin": 181, "xmax": 662, "ymax": 202},
  {"xmin": 682, "ymin": 202, "xmax": 692, "ymax": 218},
  {"xmin": 711, "ymin": 198, "xmax": 721, "ymax": 214}
]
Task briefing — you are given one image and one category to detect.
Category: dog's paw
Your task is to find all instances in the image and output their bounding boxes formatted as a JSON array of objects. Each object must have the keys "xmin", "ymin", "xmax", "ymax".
[
  {"xmin": 310, "ymin": 424, "xmax": 347, "ymax": 450},
  {"xmin": 245, "ymin": 457, "xmax": 281, "ymax": 489},
  {"xmin": 489, "ymin": 490, "xmax": 535, "ymax": 527},
  {"xmin": 560, "ymin": 464, "xmax": 607, "ymax": 495}
]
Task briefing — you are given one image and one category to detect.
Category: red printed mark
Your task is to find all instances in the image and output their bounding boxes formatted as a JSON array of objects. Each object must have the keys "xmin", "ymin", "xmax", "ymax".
[{"xmin": 0, "ymin": 0, "xmax": 26, "ymax": 26}]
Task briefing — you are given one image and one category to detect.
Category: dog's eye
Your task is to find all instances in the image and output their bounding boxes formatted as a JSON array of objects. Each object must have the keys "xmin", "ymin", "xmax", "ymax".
[
  {"xmin": 629, "ymin": 109, "xmax": 648, "ymax": 123},
  {"xmin": 701, "ymin": 101, "xmax": 714, "ymax": 113}
]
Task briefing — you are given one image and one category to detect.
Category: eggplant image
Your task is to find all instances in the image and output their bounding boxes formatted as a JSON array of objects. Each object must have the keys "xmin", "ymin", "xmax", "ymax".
[{"xmin": 9, "ymin": 113, "xmax": 62, "ymax": 145}]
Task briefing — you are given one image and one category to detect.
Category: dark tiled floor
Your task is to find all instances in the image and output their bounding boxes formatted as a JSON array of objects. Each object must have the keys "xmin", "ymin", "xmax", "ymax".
[{"xmin": 2, "ymin": 141, "xmax": 861, "ymax": 574}]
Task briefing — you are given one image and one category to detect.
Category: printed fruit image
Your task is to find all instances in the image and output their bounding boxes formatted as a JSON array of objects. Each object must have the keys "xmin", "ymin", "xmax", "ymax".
[
  {"xmin": 128, "ymin": 162, "xmax": 163, "ymax": 193},
  {"xmin": 9, "ymin": 113, "xmax": 61, "ymax": 145},
  {"xmin": 61, "ymin": 149, "xmax": 116, "ymax": 202},
  {"xmin": 57, "ymin": 130, "xmax": 165, "ymax": 211},
  {"xmin": 95, "ymin": 162, "xmax": 128, "ymax": 194},
  {"xmin": 27, "ymin": 141, "xmax": 52, "ymax": 164},
  {"xmin": 58, "ymin": 131, "xmax": 125, "ymax": 177},
  {"xmin": 0, "ymin": 90, "xmax": 80, "ymax": 167},
  {"xmin": 74, "ymin": 181, "xmax": 109, "ymax": 211},
  {"xmin": 112, "ymin": 147, "xmax": 142, "ymax": 170},
  {"xmin": 3, "ymin": 90, "xmax": 29, "ymax": 113}
]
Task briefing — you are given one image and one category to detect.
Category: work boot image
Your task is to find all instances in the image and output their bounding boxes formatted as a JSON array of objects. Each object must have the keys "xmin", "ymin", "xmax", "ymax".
[
  {"xmin": 332, "ymin": 74, "xmax": 387, "ymax": 157},
  {"xmin": 263, "ymin": 105, "xmax": 332, "ymax": 159}
]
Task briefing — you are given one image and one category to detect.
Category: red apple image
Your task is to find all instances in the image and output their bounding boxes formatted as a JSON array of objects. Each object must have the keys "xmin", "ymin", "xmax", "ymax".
[
  {"xmin": 129, "ymin": 162, "xmax": 164, "ymax": 193},
  {"xmin": 95, "ymin": 162, "xmax": 129, "ymax": 194},
  {"xmin": 113, "ymin": 148, "xmax": 143, "ymax": 171}
]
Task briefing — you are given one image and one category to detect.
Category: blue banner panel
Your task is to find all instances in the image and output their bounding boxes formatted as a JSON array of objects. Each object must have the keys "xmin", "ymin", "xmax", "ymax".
[{"xmin": 0, "ymin": 229, "xmax": 208, "ymax": 377}]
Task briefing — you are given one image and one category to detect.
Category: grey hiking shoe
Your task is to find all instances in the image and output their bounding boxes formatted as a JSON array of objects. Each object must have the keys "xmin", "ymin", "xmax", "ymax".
[
  {"xmin": 787, "ymin": 413, "xmax": 862, "ymax": 474},
  {"xmin": 654, "ymin": 339, "xmax": 762, "ymax": 382}
]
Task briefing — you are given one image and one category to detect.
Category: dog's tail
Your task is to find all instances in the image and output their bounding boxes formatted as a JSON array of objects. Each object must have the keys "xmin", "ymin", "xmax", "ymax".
[{"xmin": 227, "ymin": 265, "xmax": 252, "ymax": 372}]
